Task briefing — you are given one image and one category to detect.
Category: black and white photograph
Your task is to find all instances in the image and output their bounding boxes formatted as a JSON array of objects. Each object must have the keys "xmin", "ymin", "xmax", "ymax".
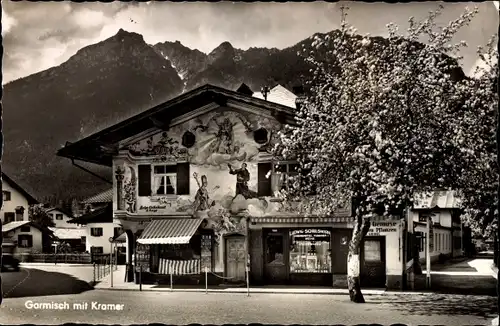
[{"xmin": 0, "ymin": 1, "xmax": 499, "ymax": 325}]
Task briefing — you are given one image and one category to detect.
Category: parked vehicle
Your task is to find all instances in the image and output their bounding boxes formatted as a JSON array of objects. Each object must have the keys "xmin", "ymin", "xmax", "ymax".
[{"xmin": 1, "ymin": 254, "xmax": 20, "ymax": 272}]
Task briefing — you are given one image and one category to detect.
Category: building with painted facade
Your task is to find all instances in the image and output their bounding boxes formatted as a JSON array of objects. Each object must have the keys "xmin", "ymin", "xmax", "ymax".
[{"xmin": 58, "ymin": 84, "xmax": 415, "ymax": 289}]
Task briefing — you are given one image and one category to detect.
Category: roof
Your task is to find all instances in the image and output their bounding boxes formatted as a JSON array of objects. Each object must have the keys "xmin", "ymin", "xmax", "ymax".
[
  {"xmin": 2, "ymin": 221, "xmax": 55, "ymax": 236},
  {"xmin": 48, "ymin": 227, "xmax": 86, "ymax": 240},
  {"xmin": 112, "ymin": 231, "xmax": 127, "ymax": 243},
  {"xmin": 45, "ymin": 206, "xmax": 74, "ymax": 217},
  {"xmin": 82, "ymin": 188, "xmax": 113, "ymax": 204},
  {"xmin": 413, "ymin": 190, "xmax": 461, "ymax": 210},
  {"xmin": 57, "ymin": 84, "xmax": 296, "ymax": 167},
  {"xmin": 68, "ymin": 204, "xmax": 113, "ymax": 224},
  {"xmin": 252, "ymin": 84, "xmax": 298, "ymax": 109},
  {"xmin": 2, "ymin": 172, "xmax": 39, "ymax": 205},
  {"xmin": 137, "ymin": 218, "xmax": 203, "ymax": 244}
]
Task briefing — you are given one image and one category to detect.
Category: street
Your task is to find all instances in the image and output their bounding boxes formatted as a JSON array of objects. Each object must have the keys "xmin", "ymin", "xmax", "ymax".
[
  {"xmin": 0, "ymin": 289, "xmax": 496, "ymax": 325},
  {"xmin": 1, "ymin": 267, "xmax": 93, "ymax": 299}
]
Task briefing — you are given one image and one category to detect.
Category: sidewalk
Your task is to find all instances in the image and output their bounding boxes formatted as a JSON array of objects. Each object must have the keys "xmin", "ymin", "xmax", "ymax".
[{"xmin": 93, "ymin": 265, "xmax": 421, "ymax": 295}]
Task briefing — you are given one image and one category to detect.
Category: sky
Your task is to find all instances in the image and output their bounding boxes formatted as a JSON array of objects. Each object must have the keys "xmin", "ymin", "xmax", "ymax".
[{"xmin": 2, "ymin": 1, "xmax": 498, "ymax": 84}]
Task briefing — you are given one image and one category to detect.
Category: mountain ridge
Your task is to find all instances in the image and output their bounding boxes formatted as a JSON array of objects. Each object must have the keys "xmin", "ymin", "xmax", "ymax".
[{"xmin": 2, "ymin": 28, "xmax": 466, "ymax": 204}]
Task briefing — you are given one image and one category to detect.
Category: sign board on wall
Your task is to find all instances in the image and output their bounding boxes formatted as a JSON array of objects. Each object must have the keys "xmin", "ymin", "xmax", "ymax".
[
  {"xmin": 367, "ymin": 221, "xmax": 398, "ymax": 237},
  {"xmin": 290, "ymin": 229, "xmax": 331, "ymax": 242}
]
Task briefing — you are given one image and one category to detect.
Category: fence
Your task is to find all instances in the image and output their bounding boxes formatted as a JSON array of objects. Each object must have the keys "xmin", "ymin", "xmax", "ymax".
[
  {"xmin": 14, "ymin": 253, "xmax": 92, "ymax": 264},
  {"xmin": 92, "ymin": 253, "xmax": 118, "ymax": 283}
]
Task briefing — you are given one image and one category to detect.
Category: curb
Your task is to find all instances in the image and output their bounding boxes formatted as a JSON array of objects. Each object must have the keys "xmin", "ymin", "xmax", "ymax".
[
  {"xmin": 93, "ymin": 287, "xmax": 385, "ymax": 295},
  {"xmin": 91, "ymin": 286, "xmax": 438, "ymax": 296},
  {"xmin": 20, "ymin": 263, "xmax": 92, "ymax": 267}
]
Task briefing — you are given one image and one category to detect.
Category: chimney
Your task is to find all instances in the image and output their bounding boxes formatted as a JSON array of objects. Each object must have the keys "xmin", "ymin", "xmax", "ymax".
[
  {"xmin": 15, "ymin": 206, "xmax": 25, "ymax": 221},
  {"xmin": 293, "ymin": 85, "xmax": 306, "ymax": 109}
]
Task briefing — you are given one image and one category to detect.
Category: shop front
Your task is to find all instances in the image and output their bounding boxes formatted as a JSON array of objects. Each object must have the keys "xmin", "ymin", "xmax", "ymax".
[
  {"xmin": 249, "ymin": 220, "xmax": 354, "ymax": 286},
  {"xmin": 133, "ymin": 218, "xmax": 216, "ymax": 285}
]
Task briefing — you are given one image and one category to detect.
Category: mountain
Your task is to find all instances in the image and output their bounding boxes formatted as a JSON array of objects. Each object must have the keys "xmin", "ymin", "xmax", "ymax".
[
  {"xmin": 2, "ymin": 29, "xmax": 184, "ymax": 202},
  {"xmin": 2, "ymin": 29, "xmax": 465, "ymax": 203}
]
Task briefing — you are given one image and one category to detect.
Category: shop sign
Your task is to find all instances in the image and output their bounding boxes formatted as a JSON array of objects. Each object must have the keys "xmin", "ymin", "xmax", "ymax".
[
  {"xmin": 367, "ymin": 221, "xmax": 398, "ymax": 237},
  {"xmin": 290, "ymin": 229, "xmax": 330, "ymax": 241},
  {"xmin": 139, "ymin": 205, "xmax": 167, "ymax": 212}
]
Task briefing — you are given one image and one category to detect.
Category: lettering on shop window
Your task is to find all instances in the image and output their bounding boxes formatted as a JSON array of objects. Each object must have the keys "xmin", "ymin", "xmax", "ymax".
[{"xmin": 367, "ymin": 222, "xmax": 398, "ymax": 237}]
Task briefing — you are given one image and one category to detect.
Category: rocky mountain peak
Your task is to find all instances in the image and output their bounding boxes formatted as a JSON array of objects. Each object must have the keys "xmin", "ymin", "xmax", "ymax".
[{"xmin": 207, "ymin": 41, "xmax": 236, "ymax": 65}]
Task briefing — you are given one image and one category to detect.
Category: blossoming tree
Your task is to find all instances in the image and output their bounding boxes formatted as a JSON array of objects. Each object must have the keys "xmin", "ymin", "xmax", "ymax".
[
  {"xmin": 274, "ymin": 5, "xmax": 482, "ymax": 303},
  {"xmin": 455, "ymin": 36, "xmax": 498, "ymax": 242}
]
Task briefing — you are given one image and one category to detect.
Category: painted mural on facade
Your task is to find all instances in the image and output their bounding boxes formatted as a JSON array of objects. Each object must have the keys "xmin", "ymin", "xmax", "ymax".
[{"xmin": 114, "ymin": 108, "xmax": 349, "ymax": 241}]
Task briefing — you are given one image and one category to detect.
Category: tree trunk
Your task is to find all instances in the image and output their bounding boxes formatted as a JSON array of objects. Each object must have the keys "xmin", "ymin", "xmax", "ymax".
[{"xmin": 347, "ymin": 213, "xmax": 371, "ymax": 303}]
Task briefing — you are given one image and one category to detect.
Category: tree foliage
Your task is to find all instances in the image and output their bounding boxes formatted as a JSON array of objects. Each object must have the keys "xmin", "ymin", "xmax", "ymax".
[
  {"xmin": 455, "ymin": 36, "xmax": 498, "ymax": 239},
  {"xmin": 273, "ymin": 5, "xmax": 484, "ymax": 302},
  {"xmin": 28, "ymin": 204, "xmax": 55, "ymax": 228}
]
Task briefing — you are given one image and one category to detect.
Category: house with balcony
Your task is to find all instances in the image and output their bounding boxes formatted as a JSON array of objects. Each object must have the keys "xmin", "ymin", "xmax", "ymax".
[
  {"xmin": 1, "ymin": 173, "xmax": 38, "ymax": 224},
  {"xmin": 57, "ymin": 83, "xmax": 408, "ymax": 289}
]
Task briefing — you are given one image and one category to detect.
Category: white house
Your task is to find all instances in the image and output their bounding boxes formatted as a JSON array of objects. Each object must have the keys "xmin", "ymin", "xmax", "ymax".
[
  {"xmin": 68, "ymin": 204, "xmax": 124, "ymax": 255},
  {"xmin": 45, "ymin": 207, "xmax": 77, "ymax": 228},
  {"xmin": 1, "ymin": 173, "xmax": 38, "ymax": 224},
  {"xmin": 2, "ymin": 221, "xmax": 55, "ymax": 254}
]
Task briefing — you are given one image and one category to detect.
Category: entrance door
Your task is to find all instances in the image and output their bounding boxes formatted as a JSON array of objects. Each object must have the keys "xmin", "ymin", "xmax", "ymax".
[
  {"xmin": 360, "ymin": 237, "xmax": 386, "ymax": 288},
  {"xmin": 264, "ymin": 231, "xmax": 287, "ymax": 284},
  {"xmin": 225, "ymin": 235, "xmax": 246, "ymax": 282},
  {"xmin": 331, "ymin": 229, "xmax": 352, "ymax": 274}
]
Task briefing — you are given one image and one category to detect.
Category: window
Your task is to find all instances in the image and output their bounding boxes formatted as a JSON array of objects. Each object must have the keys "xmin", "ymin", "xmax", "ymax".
[
  {"xmin": 81, "ymin": 236, "xmax": 86, "ymax": 244},
  {"xmin": 91, "ymin": 246, "xmax": 103, "ymax": 254},
  {"xmin": 153, "ymin": 165, "xmax": 177, "ymax": 195},
  {"xmin": 364, "ymin": 240, "xmax": 382, "ymax": 262},
  {"xmin": 271, "ymin": 162, "xmax": 299, "ymax": 194},
  {"xmin": 18, "ymin": 234, "xmax": 33, "ymax": 248},
  {"xmin": 289, "ymin": 229, "xmax": 331, "ymax": 273},
  {"xmin": 3, "ymin": 212, "xmax": 15, "ymax": 224},
  {"xmin": 3, "ymin": 191, "xmax": 11, "ymax": 201},
  {"xmin": 55, "ymin": 214, "xmax": 63, "ymax": 220},
  {"xmin": 90, "ymin": 227, "xmax": 103, "ymax": 237},
  {"xmin": 20, "ymin": 226, "xmax": 30, "ymax": 233}
]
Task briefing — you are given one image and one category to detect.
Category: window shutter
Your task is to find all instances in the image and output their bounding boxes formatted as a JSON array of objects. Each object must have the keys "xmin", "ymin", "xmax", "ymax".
[
  {"xmin": 138, "ymin": 164, "xmax": 152, "ymax": 196},
  {"xmin": 258, "ymin": 163, "xmax": 272, "ymax": 197},
  {"xmin": 176, "ymin": 162, "xmax": 190, "ymax": 195}
]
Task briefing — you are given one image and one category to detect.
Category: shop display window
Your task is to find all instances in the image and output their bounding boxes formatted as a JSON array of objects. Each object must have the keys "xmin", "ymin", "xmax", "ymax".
[{"xmin": 289, "ymin": 229, "xmax": 331, "ymax": 273}]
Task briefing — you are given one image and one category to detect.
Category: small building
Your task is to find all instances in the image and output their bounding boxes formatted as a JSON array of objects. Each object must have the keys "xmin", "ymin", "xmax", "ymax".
[
  {"xmin": 44, "ymin": 207, "xmax": 77, "ymax": 228},
  {"xmin": 48, "ymin": 227, "xmax": 87, "ymax": 252},
  {"xmin": 2, "ymin": 221, "xmax": 55, "ymax": 254},
  {"xmin": 1, "ymin": 173, "xmax": 38, "ymax": 224},
  {"xmin": 411, "ymin": 190, "xmax": 464, "ymax": 264},
  {"xmin": 67, "ymin": 204, "xmax": 125, "ymax": 255}
]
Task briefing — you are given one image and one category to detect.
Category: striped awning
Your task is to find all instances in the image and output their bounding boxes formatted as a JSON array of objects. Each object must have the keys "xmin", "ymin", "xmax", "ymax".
[
  {"xmin": 251, "ymin": 216, "xmax": 352, "ymax": 224},
  {"xmin": 137, "ymin": 218, "xmax": 203, "ymax": 245}
]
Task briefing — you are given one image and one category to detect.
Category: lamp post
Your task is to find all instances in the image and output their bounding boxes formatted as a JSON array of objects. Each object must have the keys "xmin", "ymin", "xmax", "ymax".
[{"xmin": 109, "ymin": 237, "xmax": 114, "ymax": 288}]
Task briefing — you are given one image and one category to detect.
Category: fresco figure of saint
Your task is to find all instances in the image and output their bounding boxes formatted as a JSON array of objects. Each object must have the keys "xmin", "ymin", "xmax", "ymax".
[
  {"xmin": 211, "ymin": 118, "xmax": 237, "ymax": 155},
  {"xmin": 193, "ymin": 173, "xmax": 218, "ymax": 212},
  {"xmin": 228, "ymin": 163, "xmax": 258, "ymax": 199}
]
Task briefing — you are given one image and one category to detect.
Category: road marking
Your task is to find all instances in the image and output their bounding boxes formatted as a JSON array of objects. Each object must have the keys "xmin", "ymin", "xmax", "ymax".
[{"xmin": 2, "ymin": 268, "xmax": 31, "ymax": 298}]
